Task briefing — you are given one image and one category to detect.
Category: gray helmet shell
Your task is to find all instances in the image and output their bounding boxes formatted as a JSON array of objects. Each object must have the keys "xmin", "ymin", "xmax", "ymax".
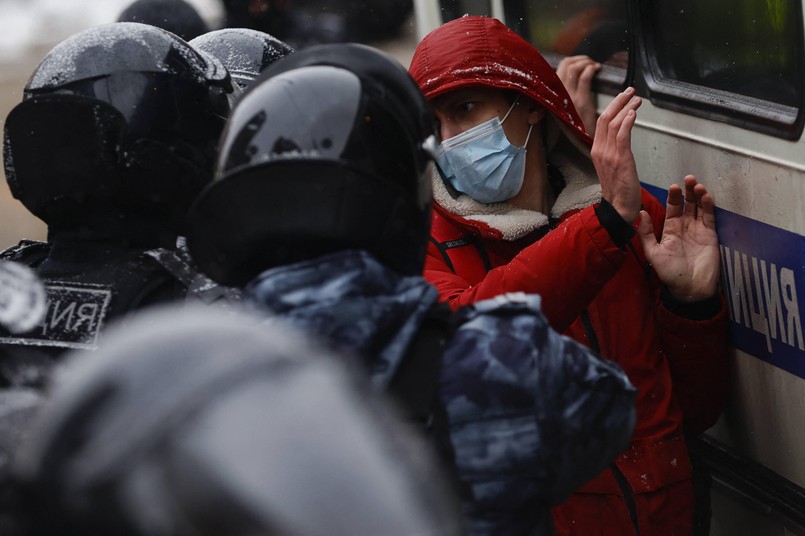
[
  {"xmin": 190, "ymin": 28, "xmax": 294, "ymax": 89},
  {"xmin": 12, "ymin": 305, "xmax": 463, "ymax": 536}
]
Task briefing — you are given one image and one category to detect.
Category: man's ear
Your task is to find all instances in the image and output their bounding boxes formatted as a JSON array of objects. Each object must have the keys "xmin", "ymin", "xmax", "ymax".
[{"xmin": 528, "ymin": 106, "xmax": 547, "ymax": 125}]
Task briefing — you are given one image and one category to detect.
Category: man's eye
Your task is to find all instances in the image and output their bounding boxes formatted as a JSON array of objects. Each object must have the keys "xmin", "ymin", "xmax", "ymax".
[{"xmin": 458, "ymin": 101, "xmax": 476, "ymax": 113}]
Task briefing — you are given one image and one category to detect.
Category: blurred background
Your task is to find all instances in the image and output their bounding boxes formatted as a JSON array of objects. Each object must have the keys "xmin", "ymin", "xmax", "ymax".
[{"xmin": 0, "ymin": 0, "xmax": 417, "ymax": 250}]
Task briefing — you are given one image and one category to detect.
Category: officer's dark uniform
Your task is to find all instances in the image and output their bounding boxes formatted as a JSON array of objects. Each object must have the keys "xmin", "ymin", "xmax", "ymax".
[
  {"xmin": 0, "ymin": 22, "xmax": 237, "ymax": 388},
  {"xmin": 0, "ymin": 24, "xmax": 239, "ymax": 530},
  {"xmin": 0, "ymin": 22, "xmax": 238, "ymax": 388}
]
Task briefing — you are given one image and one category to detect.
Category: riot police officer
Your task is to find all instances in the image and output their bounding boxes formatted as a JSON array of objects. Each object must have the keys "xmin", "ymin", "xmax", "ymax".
[{"xmin": 0, "ymin": 22, "xmax": 238, "ymax": 387}]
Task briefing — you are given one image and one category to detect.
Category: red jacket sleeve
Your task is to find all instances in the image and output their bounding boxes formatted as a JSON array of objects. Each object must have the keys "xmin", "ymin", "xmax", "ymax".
[
  {"xmin": 641, "ymin": 191, "xmax": 731, "ymax": 435},
  {"xmin": 656, "ymin": 293, "xmax": 730, "ymax": 435},
  {"xmin": 424, "ymin": 205, "xmax": 629, "ymax": 332}
]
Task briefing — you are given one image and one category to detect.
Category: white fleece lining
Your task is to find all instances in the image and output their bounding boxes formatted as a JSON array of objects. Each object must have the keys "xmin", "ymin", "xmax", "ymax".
[{"xmin": 432, "ymin": 116, "xmax": 603, "ymax": 241}]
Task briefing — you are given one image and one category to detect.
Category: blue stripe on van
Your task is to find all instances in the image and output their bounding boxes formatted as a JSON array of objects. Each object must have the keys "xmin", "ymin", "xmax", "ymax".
[{"xmin": 643, "ymin": 184, "xmax": 805, "ymax": 379}]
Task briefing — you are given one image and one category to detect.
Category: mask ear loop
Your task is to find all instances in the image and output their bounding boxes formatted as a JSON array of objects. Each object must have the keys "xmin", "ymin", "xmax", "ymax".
[
  {"xmin": 521, "ymin": 123, "xmax": 534, "ymax": 150},
  {"xmin": 500, "ymin": 95, "xmax": 520, "ymax": 124},
  {"xmin": 500, "ymin": 95, "xmax": 534, "ymax": 149}
]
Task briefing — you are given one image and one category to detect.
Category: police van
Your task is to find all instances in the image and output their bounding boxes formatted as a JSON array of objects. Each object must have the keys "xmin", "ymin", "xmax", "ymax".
[{"xmin": 414, "ymin": 0, "xmax": 805, "ymax": 534}]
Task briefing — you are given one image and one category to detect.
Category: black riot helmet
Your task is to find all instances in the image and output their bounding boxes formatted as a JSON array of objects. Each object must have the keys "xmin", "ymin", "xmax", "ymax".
[
  {"xmin": 11, "ymin": 305, "xmax": 463, "ymax": 536},
  {"xmin": 117, "ymin": 0, "xmax": 210, "ymax": 41},
  {"xmin": 190, "ymin": 28, "xmax": 294, "ymax": 90},
  {"xmin": 3, "ymin": 22, "xmax": 235, "ymax": 236},
  {"xmin": 186, "ymin": 43, "xmax": 438, "ymax": 287}
]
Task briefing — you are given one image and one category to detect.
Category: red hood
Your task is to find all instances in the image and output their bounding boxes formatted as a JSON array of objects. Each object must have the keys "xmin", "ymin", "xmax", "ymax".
[{"xmin": 409, "ymin": 15, "xmax": 592, "ymax": 147}]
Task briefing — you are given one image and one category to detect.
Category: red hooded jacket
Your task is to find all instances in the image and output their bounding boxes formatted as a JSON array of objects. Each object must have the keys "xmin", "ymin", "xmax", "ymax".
[{"xmin": 411, "ymin": 15, "xmax": 729, "ymax": 535}]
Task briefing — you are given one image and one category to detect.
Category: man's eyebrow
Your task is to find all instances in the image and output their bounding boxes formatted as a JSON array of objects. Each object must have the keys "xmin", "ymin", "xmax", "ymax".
[
  {"xmin": 434, "ymin": 91, "xmax": 473, "ymax": 109},
  {"xmin": 432, "ymin": 94, "xmax": 457, "ymax": 107}
]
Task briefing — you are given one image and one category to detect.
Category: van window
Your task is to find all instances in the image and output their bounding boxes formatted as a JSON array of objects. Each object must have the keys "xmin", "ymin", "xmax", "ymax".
[
  {"xmin": 439, "ymin": 0, "xmax": 492, "ymax": 20},
  {"xmin": 497, "ymin": 0, "xmax": 629, "ymax": 70},
  {"xmin": 650, "ymin": 0, "xmax": 802, "ymax": 108},
  {"xmin": 438, "ymin": 0, "xmax": 629, "ymax": 72}
]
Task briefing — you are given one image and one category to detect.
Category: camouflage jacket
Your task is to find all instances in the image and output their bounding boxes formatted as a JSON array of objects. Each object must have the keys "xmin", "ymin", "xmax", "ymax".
[{"xmin": 243, "ymin": 249, "xmax": 637, "ymax": 535}]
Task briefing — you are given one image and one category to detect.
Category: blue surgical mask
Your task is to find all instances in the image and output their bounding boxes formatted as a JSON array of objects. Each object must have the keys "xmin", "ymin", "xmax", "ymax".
[{"xmin": 435, "ymin": 98, "xmax": 534, "ymax": 204}]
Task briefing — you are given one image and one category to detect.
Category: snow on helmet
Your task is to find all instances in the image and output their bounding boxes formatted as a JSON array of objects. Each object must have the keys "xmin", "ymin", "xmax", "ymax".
[
  {"xmin": 3, "ymin": 22, "xmax": 235, "ymax": 232},
  {"xmin": 190, "ymin": 28, "xmax": 294, "ymax": 90},
  {"xmin": 186, "ymin": 43, "xmax": 438, "ymax": 286},
  {"xmin": 11, "ymin": 305, "xmax": 463, "ymax": 536}
]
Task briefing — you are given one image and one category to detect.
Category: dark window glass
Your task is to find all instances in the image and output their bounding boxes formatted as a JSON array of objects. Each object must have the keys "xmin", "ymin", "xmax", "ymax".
[
  {"xmin": 651, "ymin": 0, "xmax": 801, "ymax": 107},
  {"xmin": 505, "ymin": 0, "xmax": 629, "ymax": 69},
  {"xmin": 439, "ymin": 0, "xmax": 492, "ymax": 21}
]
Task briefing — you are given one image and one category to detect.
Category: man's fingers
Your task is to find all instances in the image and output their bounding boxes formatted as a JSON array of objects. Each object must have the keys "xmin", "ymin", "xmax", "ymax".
[
  {"xmin": 597, "ymin": 87, "xmax": 635, "ymax": 129},
  {"xmin": 558, "ymin": 55, "xmax": 595, "ymax": 71},
  {"xmin": 666, "ymin": 184, "xmax": 684, "ymax": 219},
  {"xmin": 637, "ymin": 210, "xmax": 658, "ymax": 253},
  {"xmin": 557, "ymin": 55, "xmax": 598, "ymax": 89},
  {"xmin": 698, "ymin": 188, "xmax": 717, "ymax": 230},
  {"xmin": 578, "ymin": 63, "xmax": 600, "ymax": 91},
  {"xmin": 605, "ymin": 95, "xmax": 641, "ymax": 133},
  {"xmin": 556, "ymin": 63, "xmax": 572, "ymax": 85},
  {"xmin": 683, "ymin": 175, "xmax": 698, "ymax": 219},
  {"xmin": 592, "ymin": 93, "xmax": 641, "ymax": 174},
  {"xmin": 606, "ymin": 96, "xmax": 641, "ymax": 152},
  {"xmin": 616, "ymin": 109, "xmax": 637, "ymax": 153}
]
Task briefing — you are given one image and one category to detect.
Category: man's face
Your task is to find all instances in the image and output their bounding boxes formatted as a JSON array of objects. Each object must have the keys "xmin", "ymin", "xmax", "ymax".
[{"xmin": 430, "ymin": 86, "xmax": 535, "ymax": 148}]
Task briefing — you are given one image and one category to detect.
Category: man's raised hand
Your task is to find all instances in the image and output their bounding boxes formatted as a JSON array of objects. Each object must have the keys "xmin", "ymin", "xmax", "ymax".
[
  {"xmin": 637, "ymin": 175, "xmax": 720, "ymax": 301},
  {"xmin": 591, "ymin": 87, "xmax": 643, "ymax": 223}
]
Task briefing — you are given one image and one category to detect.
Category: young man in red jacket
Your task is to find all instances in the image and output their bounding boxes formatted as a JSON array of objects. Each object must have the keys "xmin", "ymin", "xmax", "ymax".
[{"xmin": 409, "ymin": 15, "xmax": 729, "ymax": 536}]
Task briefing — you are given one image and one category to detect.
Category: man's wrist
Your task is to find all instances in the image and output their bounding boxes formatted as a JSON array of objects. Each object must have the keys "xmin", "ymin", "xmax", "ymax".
[
  {"xmin": 612, "ymin": 201, "xmax": 639, "ymax": 223},
  {"xmin": 661, "ymin": 286, "xmax": 722, "ymax": 320},
  {"xmin": 595, "ymin": 198, "xmax": 636, "ymax": 249}
]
